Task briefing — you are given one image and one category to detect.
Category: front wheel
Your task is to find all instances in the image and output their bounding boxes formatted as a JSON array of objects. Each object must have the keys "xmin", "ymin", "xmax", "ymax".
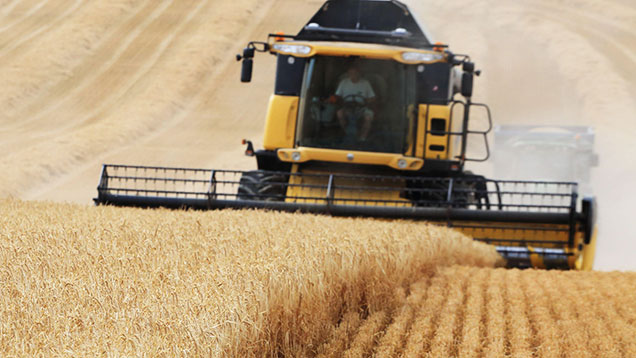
[
  {"xmin": 405, "ymin": 172, "xmax": 491, "ymax": 209},
  {"xmin": 237, "ymin": 170, "xmax": 288, "ymax": 201}
]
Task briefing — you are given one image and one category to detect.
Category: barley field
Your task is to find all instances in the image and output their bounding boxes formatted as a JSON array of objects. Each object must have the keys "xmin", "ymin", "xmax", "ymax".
[
  {"xmin": 319, "ymin": 266, "xmax": 636, "ymax": 358},
  {"xmin": 0, "ymin": 0, "xmax": 634, "ymax": 270},
  {"xmin": 1, "ymin": 1, "xmax": 636, "ymax": 355},
  {"xmin": 0, "ymin": 199, "xmax": 499, "ymax": 356},
  {"xmin": 3, "ymin": 199, "xmax": 636, "ymax": 357}
]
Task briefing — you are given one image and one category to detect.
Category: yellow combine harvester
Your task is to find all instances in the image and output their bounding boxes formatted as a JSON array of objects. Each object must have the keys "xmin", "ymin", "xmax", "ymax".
[{"xmin": 95, "ymin": 0, "xmax": 597, "ymax": 270}]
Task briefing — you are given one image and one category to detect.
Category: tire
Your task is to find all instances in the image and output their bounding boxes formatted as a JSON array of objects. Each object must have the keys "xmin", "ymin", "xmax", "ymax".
[
  {"xmin": 405, "ymin": 172, "xmax": 490, "ymax": 209},
  {"xmin": 237, "ymin": 171, "xmax": 288, "ymax": 201}
]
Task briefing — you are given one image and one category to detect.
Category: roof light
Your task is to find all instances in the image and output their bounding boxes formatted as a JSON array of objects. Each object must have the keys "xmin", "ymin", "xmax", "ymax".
[
  {"xmin": 272, "ymin": 43, "xmax": 312, "ymax": 55},
  {"xmin": 393, "ymin": 28, "xmax": 410, "ymax": 36},
  {"xmin": 401, "ymin": 51, "xmax": 444, "ymax": 63}
]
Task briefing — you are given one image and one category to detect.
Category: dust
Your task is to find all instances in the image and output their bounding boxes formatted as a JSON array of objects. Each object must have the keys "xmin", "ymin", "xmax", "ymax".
[{"xmin": 407, "ymin": 0, "xmax": 636, "ymax": 270}]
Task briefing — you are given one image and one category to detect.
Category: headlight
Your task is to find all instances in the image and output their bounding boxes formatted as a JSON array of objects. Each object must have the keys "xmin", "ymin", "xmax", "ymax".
[
  {"xmin": 291, "ymin": 152, "xmax": 302, "ymax": 161},
  {"xmin": 401, "ymin": 51, "xmax": 444, "ymax": 63},
  {"xmin": 272, "ymin": 44, "xmax": 312, "ymax": 55}
]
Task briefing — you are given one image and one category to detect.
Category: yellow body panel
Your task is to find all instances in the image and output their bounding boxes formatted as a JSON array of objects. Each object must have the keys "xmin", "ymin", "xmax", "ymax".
[
  {"xmin": 455, "ymin": 222, "xmax": 572, "ymax": 247},
  {"xmin": 277, "ymin": 147, "xmax": 423, "ymax": 170},
  {"xmin": 271, "ymin": 41, "xmax": 447, "ymax": 64},
  {"xmin": 453, "ymin": 222, "xmax": 587, "ymax": 270},
  {"xmin": 415, "ymin": 104, "xmax": 452, "ymax": 159},
  {"xmin": 283, "ymin": 165, "xmax": 591, "ymax": 270},
  {"xmin": 404, "ymin": 104, "xmax": 417, "ymax": 157},
  {"xmin": 285, "ymin": 165, "xmax": 410, "ymax": 206},
  {"xmin": 424, "ymin": 105, "xmax": 451, "ymax": 160},
  {"xmin": 581, "ymin": 229, "xmax": 597, "ymax": 271},
  {"xmin": 263, "ymin": 95, "xmax": 299, "ymax": 150},
  {"xmin": 415, "ymin": 105, "xmax": 427, "ymax": 158}
]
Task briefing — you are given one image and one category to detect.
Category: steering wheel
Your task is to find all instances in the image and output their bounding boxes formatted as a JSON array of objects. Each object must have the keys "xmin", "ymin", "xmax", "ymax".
[{"xmin": 341, "ymin": 94, "xmax": 367, "ymax": 108}]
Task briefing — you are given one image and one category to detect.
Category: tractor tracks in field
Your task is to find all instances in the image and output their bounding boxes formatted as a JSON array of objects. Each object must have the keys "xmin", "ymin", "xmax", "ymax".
[
  {"xmin": 0, "ymin": 0, "xmax": 51, "ymax": 33},
  {"xmin": 0, "ymin": 0, "xmax": 217, "ymax": 175},
  {"xmin": 0, "ymin": 0, "xmax": 28, "ymax": 19},
  {"xmin": 0, "ymin": 0, "xmax": 200, "ymax": 135},
  {"xmin": 5, "ymin": 0, "xmax": 275, "ymax": 199},
  {"xmin": 0, "ymin": 0, "xmax": 213, "ymax": 195},
  {"xmin": 0, "ymin": 0, "xmax": 86, "ymax": 62},
  {"xmin": 0, "ymin": 0, "xmax": 148, "ymax": 124},
  {"xmin": 519, "ymin": 0, "xmax": 636, "ymax": 93}
]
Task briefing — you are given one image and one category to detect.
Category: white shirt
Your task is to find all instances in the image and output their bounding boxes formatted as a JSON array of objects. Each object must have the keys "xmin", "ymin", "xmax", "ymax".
[{"xmin": 335, "ymin": 78, "xmax": 375, "ymax": 103}]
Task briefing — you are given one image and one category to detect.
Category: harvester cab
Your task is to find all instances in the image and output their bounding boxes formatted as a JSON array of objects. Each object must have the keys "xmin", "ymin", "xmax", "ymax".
[
  {"xmin": 96, "ymin": 0, "xmax": 597, "ymax": 270},
  {"xmin": 237, "ymin": 1, "xmax": 488, "ymax": 172}
]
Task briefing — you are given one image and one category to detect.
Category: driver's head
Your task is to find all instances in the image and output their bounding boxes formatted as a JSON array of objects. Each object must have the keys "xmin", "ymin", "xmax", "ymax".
[{"xmin": 347, "ymin": 64, "xmax": 361, "ymax": 83}]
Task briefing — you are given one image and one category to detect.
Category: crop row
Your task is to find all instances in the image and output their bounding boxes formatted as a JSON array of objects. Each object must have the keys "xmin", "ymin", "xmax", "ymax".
[
  {"xmin": 316, "ymin": 266, "xmax": 636, "ymax": 357},
  {"xmin": 0, "ymin": 199, "xmax": 499, "ymax": 357}
]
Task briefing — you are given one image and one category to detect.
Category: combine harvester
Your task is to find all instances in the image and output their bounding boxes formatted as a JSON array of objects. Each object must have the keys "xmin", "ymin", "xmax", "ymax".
[{"xmin": 95, "ymin": 0, "xmax": 597, "ymax": 270}]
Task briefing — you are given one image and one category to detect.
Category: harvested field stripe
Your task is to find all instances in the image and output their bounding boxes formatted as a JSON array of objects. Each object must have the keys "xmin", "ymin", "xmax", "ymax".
[
  {"xmin": 427, "ymin": 266, "xmax": 470, "ymax": 358},
  {"xmin": 613, "ymin": 276, "xmax": 636, "ymax": 324},
  {"xmin": 0, "ymin": 0, "xmax": 75, "ymax": 48},
  {"xmin": 0, "ymin": 0, "xmax": 158, "ymax": 124},
  {"xmin": 0, "ymin": 0, "xmax": 49, "ymax": 32},
  {"xmin": 596, "ymin": 273, "xmax": 636, "ymax": 324},
  {"xmin": 77, "ymin": 0, "xmax": 213, "ymax": 121},
  {"xmin": 540, "ymin": 271, "xmax": 591, "ymax": 358},
  {"xmin": 482, "ymin": 268, "xmax": 506, "ymax": 358},
  {"xmin": 574, "ymin": 273, "xmax": 633, "ymax": 357},
  {"xmin": 569, "ymin": 275, "xmax": 621, "ymax": 358},
  {"xmin": 505, "ymin": 269, "xmax": 533, "ymax": 358},
  {"xmin": 315, "ymin": 311, "xmax": 363, "ymax": 358},
  {"xmin": 451, "ymin": 266, "xmax": 472, "ymax": 358},
  {"xmin": 0, "ymin": 0, "xmax": 214, "ymax": 193},
  {"xmin": 0, "ymin": 0, "xmax": 169, "ymax": 128},
  {"xmin": 342, "ymin": 310, "xmax": 388, "ymax": 358},
  {"xmin": 519, "ymin": 269, "xmax": 560, "ymax": 358},
  {"xmin": 0, "ymin": 0, "xmax": 85, "ymax": 60},
  {"xmin": 0, "ymin": 0, "xmax": 26, "ymax": 17},
  {"xmin": 607, "ymin": 320, "xmax": 636, "ymax": 357},
  {"xmin": 457, "ymin": 267, "xmax": 489, "ymax": 358},
  {"xmin": 373, "ymin": 278, "xmax": 430, "ymax": 358},
  {"xmin": 39, "ymin": 0, "xmax": 205, "ymax": 132},
  {"xmin": 401, "ymin": 269, "xmax": 450, "ymax": 357}
]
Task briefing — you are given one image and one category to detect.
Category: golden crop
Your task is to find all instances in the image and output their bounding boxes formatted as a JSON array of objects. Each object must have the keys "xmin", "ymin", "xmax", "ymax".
[
  {"xmin": 319, "ymin": 266, "xmax": 636, "ymax": 357},
  {"xmin": 0, "ymin": 199, "xmax": 498, "ymax": 357},
  {"xmin": 3, "ymin": 199, "xmax": 634, "ymax": 357}
]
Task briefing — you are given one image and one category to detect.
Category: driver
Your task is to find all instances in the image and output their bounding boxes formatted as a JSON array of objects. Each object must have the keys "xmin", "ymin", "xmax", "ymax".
[{"xmin": 332, "ymin": 64, "xmax": 376, "ymax": 141}]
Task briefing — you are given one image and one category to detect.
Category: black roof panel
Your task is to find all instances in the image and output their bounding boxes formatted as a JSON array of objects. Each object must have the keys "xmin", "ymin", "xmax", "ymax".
[{"xmin": 296, "ymin": 0, "xmax": 431, "ymax": 48}]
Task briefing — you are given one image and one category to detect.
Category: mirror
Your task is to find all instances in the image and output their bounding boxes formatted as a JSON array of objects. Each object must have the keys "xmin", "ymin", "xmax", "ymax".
[
  {"xmin": 461, "ymin": 72, "xmax": 473, "ymax": 98},
  {"xmin": 239, "ymin": 46, "xmax": 256, "ymax": 83},
  {"xmin": 241, "ymin": 58, "xmax": 253, "ymax": 83}
]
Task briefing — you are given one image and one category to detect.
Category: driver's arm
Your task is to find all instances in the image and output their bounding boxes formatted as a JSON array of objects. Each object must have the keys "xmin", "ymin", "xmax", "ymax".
[
  {"xmin": 363, "ymin": 81, "xmax": 376, "ymax": 107},
  {"xmin": 330, "ymin": 80, "xmax": 346, "ymax": 104}
]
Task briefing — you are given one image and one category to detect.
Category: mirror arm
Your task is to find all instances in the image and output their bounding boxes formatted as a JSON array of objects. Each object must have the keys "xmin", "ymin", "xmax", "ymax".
[{"xmin": 236, "ymin": 41, "xmax": 271, "ymax": 83}]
